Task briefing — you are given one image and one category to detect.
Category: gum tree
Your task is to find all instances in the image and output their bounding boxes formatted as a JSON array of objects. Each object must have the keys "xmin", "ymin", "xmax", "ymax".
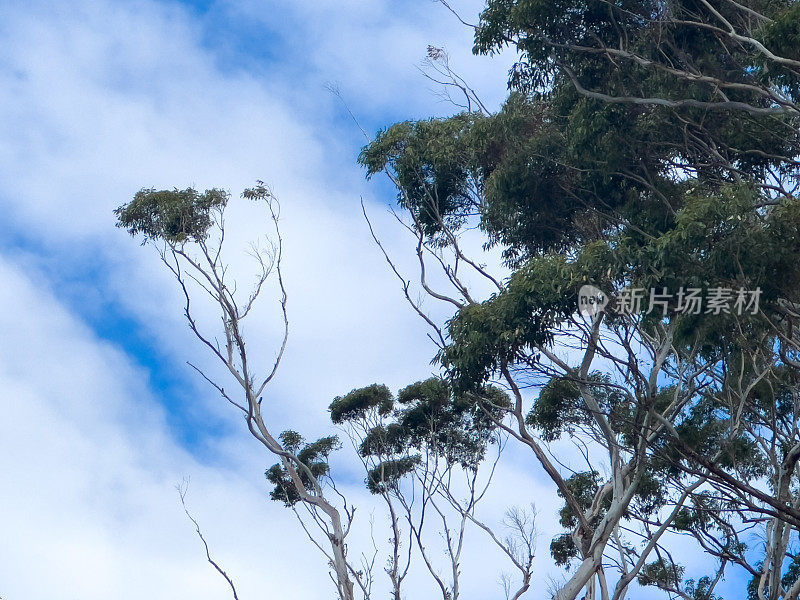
[
  {"xmin": 357, "ymin": 1, "xmax": 800, "ymax": 598},
  {"xmin": 116, "ymin": 184, "xmax": 530, "ymax": 600},
  {"xmin": 116, "ymin": 2, "xmax": 800, "ymax": 599},
  {"xmin": 115, "ymin": 184, "xmax": 361, "ymax": 600}
]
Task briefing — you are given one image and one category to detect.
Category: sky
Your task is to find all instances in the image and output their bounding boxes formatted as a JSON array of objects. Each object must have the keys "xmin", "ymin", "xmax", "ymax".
[{"xmin": 0, "ymin": 1, "xmax": 743, "ymax": 598}]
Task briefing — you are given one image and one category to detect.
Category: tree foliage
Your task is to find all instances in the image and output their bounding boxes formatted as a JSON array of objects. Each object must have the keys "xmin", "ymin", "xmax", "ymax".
[
  {"xmin": 358, "ymin": 1, "xmax": 800, "ymax": 598},
  {"xmin": 115, "ymin": 187, "xmax": 229, "ymax": 243},
  {"xmin": 119, "ymin": 2, "xmax": 800, "ymax": 599}
]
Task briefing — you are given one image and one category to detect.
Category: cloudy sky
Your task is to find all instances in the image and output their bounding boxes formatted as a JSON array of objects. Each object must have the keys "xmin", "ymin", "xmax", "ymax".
[{"xmin": 0, "ymin": 1, "xmax": 741, "ymax": 598}]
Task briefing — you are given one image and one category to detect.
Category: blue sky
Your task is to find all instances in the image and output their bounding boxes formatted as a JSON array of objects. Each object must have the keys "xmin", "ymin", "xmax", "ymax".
[
  {"xmin": 0, "ymin": 1, "xmax": 744, "ymax": 598},
  {"xmin": 0, "ymin": 0, "xmax": 509, "ymax": 451},
  {"xmin": 0, "ymin": 1, "xmax": 546, "ymax": 598}
]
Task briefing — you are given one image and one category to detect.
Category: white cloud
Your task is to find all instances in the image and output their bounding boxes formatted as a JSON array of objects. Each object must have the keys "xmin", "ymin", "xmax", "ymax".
[
  {"xmin": 0, "ymin": 0, "xmax": 446, "ymax": 425},
  {"xmin": 0, "ymin": 256, "xmax": 339, "ymax": 599},
  {"xmin": 0, "ymin": 1, "xmax": 699, "ymax": 598},
  {"xmin": 0, "ymin": 253, "xmax": 565, "ymax": 600}
]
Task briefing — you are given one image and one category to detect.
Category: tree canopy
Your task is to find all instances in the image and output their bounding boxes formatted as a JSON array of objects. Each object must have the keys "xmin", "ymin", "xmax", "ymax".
[
  {"xmin": 357, "ymin": 1, "xmax": 800, "ymax": 598},
  {"xmin": 118, "ymin": 2, "xmax": 800, "ymax": 600}
]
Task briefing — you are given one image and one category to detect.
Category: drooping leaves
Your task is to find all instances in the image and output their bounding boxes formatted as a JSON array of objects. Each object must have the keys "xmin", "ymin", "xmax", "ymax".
[
  {"xmin": 266, "ymin": 431, "xmax": 339, "ymax": 507},
  {"xmin": 115, "ymin": 187, "xmax": 228, "ymax": 243}
]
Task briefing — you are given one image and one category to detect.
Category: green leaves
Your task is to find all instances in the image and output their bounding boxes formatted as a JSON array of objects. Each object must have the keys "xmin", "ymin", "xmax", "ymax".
[
  {"xmin": 550, "ymin": 533, "xmax": 579, "ymax": 567},
  {"xmin": 638, "ymin": 558, "xmax": 685, "ymax": 589},
  {"xmin": 441, "ymin": 253, "xmax": 596, "ymax": 388},
  {"xmin": 754, "ymin": 2, "xmax": 800, "ymax": 100},
  {"xmin": 557, "ymin": 471, "xmax": 601, "ymax": 529},
  {"xmin": 331, "ymin": 379, "xmax": 511, "ymax": 496},
  {"xmin": 114, "ymin": 187, "xmax": 228, "ymax": 244},
  {"xmin": 436, "ymin": 181, "xmax": 800, "ymax": 390},
  {"xmin": 266, "ymin": 431, "xmax": 340, "ymax": 507},
  {"xmin": 329, "ymin": 384, "xmax": 394, "ymax": 424},
  {"xmin": 359, "ymin": 113, "xmax": 484, "ymax": 241},
  {"xmin": 393, "ymin": 379, "xmax": 509, "ymax": 469},
  {"xmin": 525, "ymin": 377, "xmax": 581, "ymax": 442},
  {"xmin": 525, "ymin": 373, "xmax": 625, "ymax": 442},
  {"xmin": 366, "ymin": 457, "xmax": 422, "ymax": 494},
  {"xmin": 353, "ymin": 1, "xmax": 800, "ymax": 592}
]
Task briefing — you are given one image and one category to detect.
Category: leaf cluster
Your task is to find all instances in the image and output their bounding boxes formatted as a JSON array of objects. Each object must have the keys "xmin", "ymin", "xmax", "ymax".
[
  {"xmin": 330, "ymin": 379, "xmax": 511, "ymax": 495},
  {"xmin": 266, "ymin": 431, "xmax": 340, "ymax": 506},
  {"xmin": 115, "ymin": 187, "xmax": 228, "ymax": 243}
]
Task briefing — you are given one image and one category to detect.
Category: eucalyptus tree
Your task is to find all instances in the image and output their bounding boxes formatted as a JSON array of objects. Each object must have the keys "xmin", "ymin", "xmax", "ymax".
[
  {"xmin": 355, "ymin": 1, "xmax": 800, "ymax": 599},
  {"xmin": 115, "ymin": 2, "xmax": 800, "ymax": 599},
  {"xmin": 321, "ymin": 379, "xmax": 538, "ymax": 600},
  {"xmin": 115, "ymin": 185, "xmax": 528, "ymax": 600},
  {"xmin": 115, "ymin": 185, "xmax": 363, "ymax": 600}
]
